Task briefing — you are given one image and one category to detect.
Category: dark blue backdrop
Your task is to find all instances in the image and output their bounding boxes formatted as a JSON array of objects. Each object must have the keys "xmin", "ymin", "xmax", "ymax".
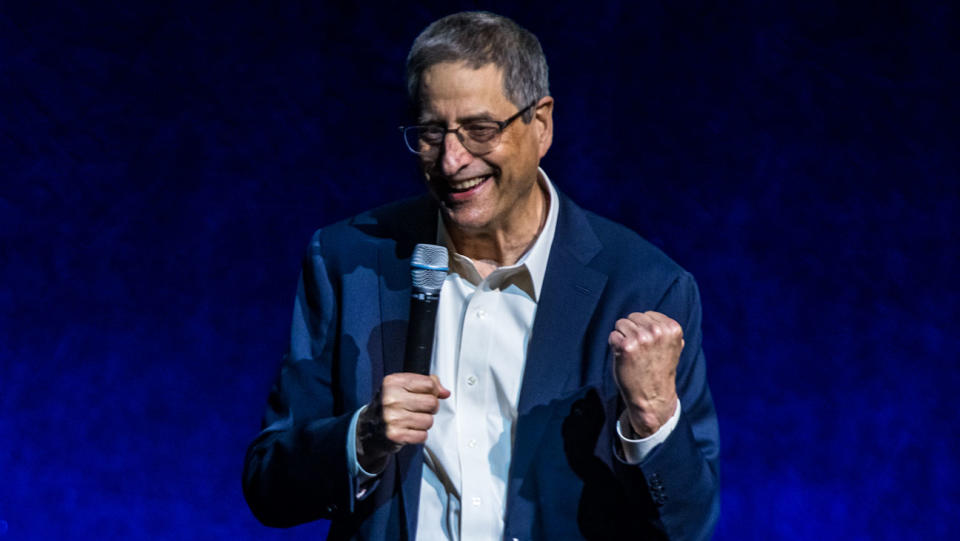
[{"xmin": 2, "ymin": 1, "xmax": 957, "ymax": 539}]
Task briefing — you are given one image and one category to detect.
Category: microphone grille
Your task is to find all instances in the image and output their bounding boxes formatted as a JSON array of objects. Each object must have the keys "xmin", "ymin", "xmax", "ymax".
[{"xmin": 411, "ymin": 243, "xmax": 449, "ymax": 294}]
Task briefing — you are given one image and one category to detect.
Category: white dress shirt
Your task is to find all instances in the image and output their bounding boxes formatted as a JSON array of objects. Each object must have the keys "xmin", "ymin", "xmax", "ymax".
[{"xmin": 347, "ymin": 169, "xmax": 680, "ymax": 540}]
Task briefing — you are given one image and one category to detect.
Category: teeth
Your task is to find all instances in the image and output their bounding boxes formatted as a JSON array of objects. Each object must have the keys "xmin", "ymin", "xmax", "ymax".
[{"xmin": 451, "ymin": 175, "xmax": 487, "ymax": 191}]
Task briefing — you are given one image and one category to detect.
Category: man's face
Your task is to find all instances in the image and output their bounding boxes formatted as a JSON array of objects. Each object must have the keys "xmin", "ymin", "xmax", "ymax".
[{"xmin": 416, "ymin": 61, "xmax": 553, "ymax": 236}]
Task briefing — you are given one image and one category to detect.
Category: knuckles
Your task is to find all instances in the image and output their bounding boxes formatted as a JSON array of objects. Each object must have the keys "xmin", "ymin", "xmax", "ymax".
[
  {"xmin": 611, "ymin": 311, "xmax": 686, "ymax": 367},
  {"xmin": 385, "ymin": 426, "xmax": 404, "ymax": 443},
  {"xmin": 382, "ymin": 373, "xmax": 404, "ymax": 387},
  {"xmin": 621, "ymin": 312, "xmax": 683, "ymax": 345}
]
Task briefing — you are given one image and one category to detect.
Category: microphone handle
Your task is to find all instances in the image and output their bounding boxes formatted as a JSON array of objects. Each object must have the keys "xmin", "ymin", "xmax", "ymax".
[{"xmin": 403, "ymin": 291, "xmax": 440, "ymax": 375}]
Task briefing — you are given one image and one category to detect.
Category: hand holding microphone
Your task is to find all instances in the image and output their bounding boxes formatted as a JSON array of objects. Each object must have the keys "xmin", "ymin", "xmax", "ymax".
[{"xmin": 356, "ymin": 244, "xmax": 450, "ymax": 472}]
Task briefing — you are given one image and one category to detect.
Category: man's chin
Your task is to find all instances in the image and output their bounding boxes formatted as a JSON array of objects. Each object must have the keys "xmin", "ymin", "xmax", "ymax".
[{"xmin": 438, "ymin": 204, "xmax": 493, "ymax": 234}]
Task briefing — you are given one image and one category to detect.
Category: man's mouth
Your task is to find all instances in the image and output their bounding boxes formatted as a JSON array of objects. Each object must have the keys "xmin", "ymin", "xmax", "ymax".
[{"xmin": 448, "ymin": 174, "xmax": 492, "ymax": 194}]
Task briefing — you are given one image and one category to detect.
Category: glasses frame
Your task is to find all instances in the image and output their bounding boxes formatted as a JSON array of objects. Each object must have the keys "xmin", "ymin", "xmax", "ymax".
[{"xmin": 400, "ymin": 100, "xmax": 539, "ymax": 156}]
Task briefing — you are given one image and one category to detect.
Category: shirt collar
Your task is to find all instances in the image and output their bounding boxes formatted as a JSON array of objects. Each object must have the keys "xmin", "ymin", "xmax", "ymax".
[{"xmin": 436, "ymin": 167, "xmax": 559, "ymax": 301}]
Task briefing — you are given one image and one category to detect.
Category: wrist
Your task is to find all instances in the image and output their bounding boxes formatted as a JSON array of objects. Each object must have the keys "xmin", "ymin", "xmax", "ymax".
[
  {"xmin": 356, "ymin": 403, "xmax": 392, "ymax": 472},
  {"xmin": 625, "ymin": 395, "xmax": 678, "ymax": 438}
]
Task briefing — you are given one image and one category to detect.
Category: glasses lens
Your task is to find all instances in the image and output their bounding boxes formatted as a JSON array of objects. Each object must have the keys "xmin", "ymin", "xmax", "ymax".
[
  {"xmin": 403, "ymin": 127, "xmax": 435, "ymax": 155},
  {"xmin": 402, "ymin": 123, "xmax": 502, "ymax": 156},
  {"xmin": 461, "ymin": 122, "xmax": 500, "ymax": 155},
  {"xmin": 462, "ymin": 123, "xmax": 499, "ymax": 144},
  {"xmin": 418, "ymin": 126, "xmax": 445, "ymax": 146}
]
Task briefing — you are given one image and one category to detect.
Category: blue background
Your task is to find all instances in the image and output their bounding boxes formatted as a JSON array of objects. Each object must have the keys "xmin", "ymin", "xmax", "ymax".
[{"xmin": 2, "ymin": 1, "xmax": 957, "ymax": 539}]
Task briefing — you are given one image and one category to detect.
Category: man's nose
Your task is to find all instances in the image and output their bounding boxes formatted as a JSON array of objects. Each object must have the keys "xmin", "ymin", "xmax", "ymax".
[{"xmin": 440, "ymin": 130, "xmax": 472, "ymax": 176}]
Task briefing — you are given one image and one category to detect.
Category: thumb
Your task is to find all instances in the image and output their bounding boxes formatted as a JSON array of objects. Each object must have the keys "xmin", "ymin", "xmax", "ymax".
[
  {"xmin": 608, "ymin": 330, "xmax": 626, "ymax": 357},
  {"xmin": 431, "ymin": 374, "xmax": 451, "ymax": 399}
]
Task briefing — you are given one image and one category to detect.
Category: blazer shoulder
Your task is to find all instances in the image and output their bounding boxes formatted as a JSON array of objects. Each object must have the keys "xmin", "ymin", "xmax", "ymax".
[
  {"xmin": 579, "ymin": 207, "xmax": 691, "ymax": 292},
  {"xmin": 308, "ymin": 194, "xmax": 437, "ymax": 261}
]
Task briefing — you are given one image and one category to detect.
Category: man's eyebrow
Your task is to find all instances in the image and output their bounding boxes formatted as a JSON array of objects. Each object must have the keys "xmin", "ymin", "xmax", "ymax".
[
  {"xmin": 418, "ymin": 112, "xmax": 497, "ymax": 124},
  {"xmin": 458, "ymin": 112, "xmax": 497, "ymax": 123}
]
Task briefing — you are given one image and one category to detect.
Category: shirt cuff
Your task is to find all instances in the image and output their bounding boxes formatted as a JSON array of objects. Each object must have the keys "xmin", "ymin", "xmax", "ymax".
[
  {"xmin": 616, "ymin": 400, "xmax": 682, "ymax": 464},
  {"xmin": 347, "ymin": 405, "xmax": 383, "ymax": 499}
]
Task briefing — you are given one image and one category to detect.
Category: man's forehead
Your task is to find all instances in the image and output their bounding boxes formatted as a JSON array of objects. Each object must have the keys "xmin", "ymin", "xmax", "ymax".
[
  {"xmin": 417, "ymin": 103, "xmax": 501, "ymax": 123},
  {"xmin": 417, "ymin": 61, "xmax": 513, "ymax": 120}
]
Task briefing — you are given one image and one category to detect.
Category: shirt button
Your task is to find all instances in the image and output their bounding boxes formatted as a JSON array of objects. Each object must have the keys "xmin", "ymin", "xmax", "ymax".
[
  {"xmin": 468, "ymin": 439, "xmax": 477, "ymax": 448},
  {"xmin": 475, "ymin": 309, "xmax": 486, "ymax": 319},
  {"xmin": 466, "ymin": 375, "xmax": 477, "ymax": 386},
  {"xmin": 472, "ymin": 496, "xmax": 482, "ymax": 506}
]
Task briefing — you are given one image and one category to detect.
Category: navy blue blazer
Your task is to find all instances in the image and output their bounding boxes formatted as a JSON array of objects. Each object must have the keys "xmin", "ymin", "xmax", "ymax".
[{"xmin": 243, "ymin": 190, "xmax": 720, "ymax": 540}]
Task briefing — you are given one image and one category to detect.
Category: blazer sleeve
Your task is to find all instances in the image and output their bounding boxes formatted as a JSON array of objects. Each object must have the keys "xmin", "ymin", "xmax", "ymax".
[
  {"xmin": 242, "ymin": 229, "xmax": 356, "ymax": 527},
  {"xmin": 614, "ymin": 271, "xmax": 721, "ymax": 540}
]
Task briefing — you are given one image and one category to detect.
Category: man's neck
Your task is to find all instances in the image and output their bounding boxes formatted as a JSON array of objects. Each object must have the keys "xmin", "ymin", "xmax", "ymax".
[{"xmin": 445, "ymin": 182, "xmax": 548, "ymax": 279}]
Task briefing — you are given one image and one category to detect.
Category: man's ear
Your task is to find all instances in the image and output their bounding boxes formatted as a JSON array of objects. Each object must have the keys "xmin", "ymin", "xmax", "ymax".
[{"xmin": 534, "ymin": 96, "xmax": 554, "ymax": 159}]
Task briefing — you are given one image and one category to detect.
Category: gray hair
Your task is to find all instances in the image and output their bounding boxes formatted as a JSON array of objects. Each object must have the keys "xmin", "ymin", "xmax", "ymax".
[{"xmin": 406, "ymin": 11, "xmax": 550, "ymax": 122}]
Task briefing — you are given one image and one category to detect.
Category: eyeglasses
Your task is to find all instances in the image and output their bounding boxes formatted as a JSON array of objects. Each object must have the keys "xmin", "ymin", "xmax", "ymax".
[{"xmin": 400, "ymin": 100, "xmax": 538, "ymax": 157}]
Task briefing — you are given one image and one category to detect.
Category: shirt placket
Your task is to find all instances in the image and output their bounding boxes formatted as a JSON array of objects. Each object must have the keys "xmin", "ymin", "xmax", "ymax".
[{"xmin": 456, "ymin": 283, "xmax": 496, "ymax": 541}]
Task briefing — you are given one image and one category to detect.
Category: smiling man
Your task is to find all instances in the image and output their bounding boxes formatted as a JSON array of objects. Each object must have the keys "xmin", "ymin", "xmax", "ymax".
[
  {"xmin": 415, "ymin": 61, "xmax": 550, "ymax": 271},
  {"xmin": 244, "ymin": 11, "xmax": 720, "ymax": 541}
]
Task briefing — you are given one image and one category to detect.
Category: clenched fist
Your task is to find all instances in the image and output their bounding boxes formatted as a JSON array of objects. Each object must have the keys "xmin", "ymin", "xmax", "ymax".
[
  {"xmin": 608, "ymin": 311, "xmax": 684, "ymax": 438},
  {"xmin": 356, "ymin": 373, "xmax": 450, "ymax": 472}
]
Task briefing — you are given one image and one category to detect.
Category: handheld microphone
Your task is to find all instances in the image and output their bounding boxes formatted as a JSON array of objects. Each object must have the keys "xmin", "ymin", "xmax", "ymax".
[{"xmin": 403, "ymin": 244, "xmax": 449, "ymax": 375}]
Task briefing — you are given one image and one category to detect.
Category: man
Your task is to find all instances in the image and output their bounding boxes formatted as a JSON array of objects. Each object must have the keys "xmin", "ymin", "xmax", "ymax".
[{"xmin": 244, "ymin": 11, "xmax": 719, "ymax": 540}]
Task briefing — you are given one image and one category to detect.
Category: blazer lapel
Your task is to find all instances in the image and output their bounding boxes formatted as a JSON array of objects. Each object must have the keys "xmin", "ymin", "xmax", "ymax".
[
  {"xmin": 517, "ymin": 192, "xmax": 607, "ymax": 411},
  {"xmin": 373, "ymin": 194, "xmax": 439, "ymax": 379},
  {"xmin": 377, "ymin": 240, "xmax": 411, "ymax": 378},
  {"xmin": 373, "ymin": 198, "xmax": 437, "ymax": 541},
  {"xmin": 508, "ymin": 193, "xmax": 608, "ymax": 527}
]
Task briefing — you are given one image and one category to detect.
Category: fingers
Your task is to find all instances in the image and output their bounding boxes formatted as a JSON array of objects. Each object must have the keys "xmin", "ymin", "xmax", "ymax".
[
  {"xmin": 383, "ymin": 409, "xmax": 436, "ymax": 432},
  {"xmin": 642, "ymin": 311, "xmax": 684, "ymax": 339},
  {"xmin": 619, "ymin": 316, "xmax": 654, "ymax": 346},
  {"xmin": 390, "ymin": 372, "xmax": 449, "ymax": 397},
  {"xmin": 374, "ymin": 372, "xmax": 451, "ymax": 449},
  {"xmin": 383, "ymin": 390, "xmax": 440, "ymax": 414},
  {"xmin": 383, "ymin": 374, "xmax": 447, "ymax": 410},
  {"xmin": 609, "ymin": 311, "xmax": 684, "ymax": 354},
  {"xmin": 384, "ymin": 425, "xmax": 432, "ymax": 445},
  {"xmin": 625, "ymin": 311, "xmax": 683, "ymax": 341}
]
